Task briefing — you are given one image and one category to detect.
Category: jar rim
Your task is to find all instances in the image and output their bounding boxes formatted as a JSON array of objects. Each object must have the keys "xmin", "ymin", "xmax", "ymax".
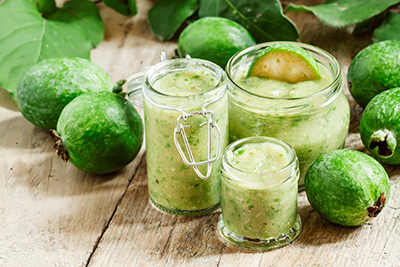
[
  {"xmin": 225, "ymin": 41, "xmax": 342, "ymax": 101},
  {"xmin": 222, "ymin": 136, "xmax": 299, "ymax": 184},
  {"xmin": 143, "ymin": 58, "xmax": 227, "ymax": 101}
]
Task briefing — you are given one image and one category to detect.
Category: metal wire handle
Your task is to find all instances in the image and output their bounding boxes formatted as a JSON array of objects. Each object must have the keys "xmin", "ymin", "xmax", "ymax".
[{"xmin": 174, "ymin": 111, "xmax": 221, "ymax": 180}]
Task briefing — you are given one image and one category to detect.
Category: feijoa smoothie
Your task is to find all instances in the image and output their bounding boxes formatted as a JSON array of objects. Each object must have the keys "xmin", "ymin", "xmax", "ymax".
[
  {"xmin": 143, "ymin": 59, "xmax": 228, "ymax": 215},
  {"xmin": 227, "ymin": 42, "xmax": 350, "ymax": 189},
  {"xmin": 218, "ymin": 137, "xmax": 301, "ymax": 250}
]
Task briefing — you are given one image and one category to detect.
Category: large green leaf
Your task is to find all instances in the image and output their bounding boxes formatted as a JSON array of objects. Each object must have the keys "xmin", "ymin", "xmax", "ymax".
[
  {"xmin": 286, "ymin": 0, "xmax": 400, "ymax": 28},
  {"xmin": 373, "ymin": 12, "xmax": 400, "ymax": 42},
  {"xmin": 148, "ymin": 0, "xmax": 199, "ymax": 42},
  {"xmin": 198, "ymin": 0, "xmax": 299, "ymax": 43},
  {"xmin": 0, "ymin": 0, "xmax": 103, "ymax": 99},
  {"xmin": 46, "ymin": 0, "xmax": 104, "ymax": 47},
  {"xmin": 103, "ymin": 0, "xmax": 137, "ymax": 17}
]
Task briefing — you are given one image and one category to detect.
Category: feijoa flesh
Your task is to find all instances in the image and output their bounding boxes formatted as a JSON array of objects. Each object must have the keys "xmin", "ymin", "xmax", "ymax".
[
  {"xmin": 347, "ymin": 40, "xmax": 400, "ymax": 108},
  {"xmin": 17, "ymin": 57, "xmax": 112, "ymax": 130},
  {"xmin": 360, "ymin": 88, "xmax": 400, "ymax": 164},
  {"xmin": 305, "ymin": 149, "xmax": 390, "ymax": 226},
  {"xmin": 53, "ymin": 91, "xmax": 144, "ymax": 174},
  {"xmin": 247, "ymin": 43, "xmax": 321, "ymax": 83}
]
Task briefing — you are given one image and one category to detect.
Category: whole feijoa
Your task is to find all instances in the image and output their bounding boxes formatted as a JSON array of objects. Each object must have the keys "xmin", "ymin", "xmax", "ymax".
[
  {"xmin": 360, "ymin": 88, "xmax": 400, "ymax": 165},
  {"xmin": 17, "ymin": 57, "xmax": 112, "ymax": 130},
  {"xmin": 177, "ymin": 17, "xmax": 256, "ymax": 68},
  {"xmin": 53, "ymin": 91, "xmax": 143, "ymax": 174},
  {"xmin": 305, "ymin": 149, "xmax": 390, "ymax": 226},
  {"xmin": 347, "ymin": 40, "xmax": 400, "ymax": 108}
]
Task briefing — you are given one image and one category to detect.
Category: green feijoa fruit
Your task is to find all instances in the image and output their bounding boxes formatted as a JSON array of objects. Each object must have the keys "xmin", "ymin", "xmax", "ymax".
[
  {"xmin": 54, "ymin": 91, "xmax": 143, "ymax": 174},
  {"xmin": 247, "ymin": 43, "xmax": 321, "ymax": 83},
  {"xmin": 347, "ymin": 40, "xmax": 400, "ymax": 108},
  {"xmin": 177, "ymin": 17, "xmax": 256, "ymax": 68},
  {"xmin": 305, "ymin": 149, "xmax": 390, "ymax": 226},
  {"xmin": 360, "ymin": 88, "xmax": 400, "ymax": 165},
  {"xmin": 17, "ymin": 57, "xmax": 112, "ymax": 130}
]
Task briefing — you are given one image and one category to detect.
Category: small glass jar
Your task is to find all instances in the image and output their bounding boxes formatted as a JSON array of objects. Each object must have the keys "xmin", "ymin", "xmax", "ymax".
[
  {"xmin": 218, "ymin": 136, "xmax": 301, "ymax": 251},
  {"xmin": 130, "ymin": 57, "xmax": 229, "ymax": 215},
  {"xmin": 226, "ymin": 42, "xmax": 350, "ymax": 189}
]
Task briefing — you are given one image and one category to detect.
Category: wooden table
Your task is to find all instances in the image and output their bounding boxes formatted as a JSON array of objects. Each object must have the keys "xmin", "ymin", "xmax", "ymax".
[{"xmin": 1, "ymin": 1, "xmax": 399, "ymax": 266}]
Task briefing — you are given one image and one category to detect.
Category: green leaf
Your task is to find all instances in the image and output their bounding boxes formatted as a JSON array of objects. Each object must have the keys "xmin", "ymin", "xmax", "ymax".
[
  {"xmin": 148, "ymin": 0, "xmax": 199, "ymax": 42},
  {"xmin": 46, "ymin": 0, "xmax": 104, "ymax": 47},
  {"xmin": 352, "ymin": 12, "xmax": 387, "ymax": 35},
  {"xmin": 0, "ymin": 0, "xmax": 103, "ymax": 99},
  {"xmin": 103, "ymin": 0, "xmax": 137, "ymax": 17},
  {"xmin": 32, "ymin": 0, "xmax": 56, "ymax": 14},
  {"xmin": 373, "ymin": 12, "xmax": 400, "ymax": 42},
  {"xmin": 198, "ymin": 0, "xmax": 299, "ymax": 43},
  {"xmin": 285, "ymin": 0, "xmax": 400, "ymax": 28}
]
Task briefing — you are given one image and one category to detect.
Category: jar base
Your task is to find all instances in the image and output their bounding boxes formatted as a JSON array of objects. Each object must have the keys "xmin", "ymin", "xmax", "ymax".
[
  {"xmin": 217, "ymin": 214, "xmax": 302, "ymax": 251},
  {"xmin": 149, "ymin": 197, "xmax": 220, "ymax": 216}
]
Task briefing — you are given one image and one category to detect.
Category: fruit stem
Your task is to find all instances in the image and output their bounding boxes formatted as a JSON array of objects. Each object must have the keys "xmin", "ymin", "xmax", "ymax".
[
  {"xmin": 367, "ymin": 193, "xmax": 386, "ymax": 217},
  {"xmin": 113, "ymin": 79, "xmax": 127, "ymax": 94},
  {"xmin": 369, "ymin": 130, "xmax": 396, "ymax": 158},
  {"xmin": 49, "ymin": 130, "xmax": 69, "ymax": 162}
]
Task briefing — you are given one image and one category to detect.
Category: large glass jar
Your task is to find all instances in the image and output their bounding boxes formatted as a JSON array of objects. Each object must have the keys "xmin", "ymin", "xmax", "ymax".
[
  {"xmin": 226, "ymin": 42, "xmax": 350, "ymax": 189},
  {"xmin": 218, "ymin": 136, "xmax": 301, "ymax": 250},
  {"xmin": 140, "ymin": 58, "xmax": 229, "ymax": 215}
]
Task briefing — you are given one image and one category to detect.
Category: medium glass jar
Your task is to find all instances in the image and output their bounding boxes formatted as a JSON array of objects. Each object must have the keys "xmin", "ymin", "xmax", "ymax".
[
  {"xmin": 139, "ymin": 58, "xmax": 229, "ymax": 215},
  {"xmin": 218, "ymin": 136, "xmax": 301, "ymax": 251},
  {"xmin": 226, "ymin": 42, "xmax": 350, "ymax": 189}
]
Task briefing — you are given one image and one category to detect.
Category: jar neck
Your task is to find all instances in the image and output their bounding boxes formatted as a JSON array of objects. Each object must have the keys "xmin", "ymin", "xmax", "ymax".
[
  {"xmin": 222, "ymin": 137, "xmax": 300, "ymax": 188},
  {"xmin": 226, "ymin": 42, "xmax": 343, "ymax": 114},
  {"xmin": 143, "ymin": 58, "xmax": 227, "ymax": 111}
]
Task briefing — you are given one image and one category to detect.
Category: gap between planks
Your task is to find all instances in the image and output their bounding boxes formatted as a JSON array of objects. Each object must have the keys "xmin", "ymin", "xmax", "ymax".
[{"xmin": 84, "ymin": 154, "xmax": 146, "ymax": 266}]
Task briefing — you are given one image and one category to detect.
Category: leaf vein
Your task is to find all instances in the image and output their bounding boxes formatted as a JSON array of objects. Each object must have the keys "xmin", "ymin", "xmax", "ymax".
[
  {"xmin": 35, "ymin": 20, "xmax": 46, "ymax": 64},
  {"xmin": 223, "ymin": 0, "xmax": 274, "ymax": 40}
]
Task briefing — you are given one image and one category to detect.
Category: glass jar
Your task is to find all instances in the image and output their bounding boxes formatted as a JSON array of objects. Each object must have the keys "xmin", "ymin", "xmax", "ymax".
[
  {"xmin": 130, "ymin": 58, "xmax": 229, "ymax": 215},
  {"xmin": 226, "ymin": 42, "xmax": 350, "ymax": 189},
  {"xmin": 218, "ymin": 136, "xmax": 301, "ymax": 251}
]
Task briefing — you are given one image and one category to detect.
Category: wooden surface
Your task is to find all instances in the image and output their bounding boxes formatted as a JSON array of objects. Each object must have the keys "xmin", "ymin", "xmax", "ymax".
[{"xmin": 1, "ymin": 1, "xmax": 400, "ymax": 266}]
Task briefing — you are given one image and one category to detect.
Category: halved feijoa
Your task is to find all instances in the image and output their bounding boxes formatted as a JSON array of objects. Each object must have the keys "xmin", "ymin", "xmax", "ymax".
[{"xmin": 247, "ymin": 43, "xmax": 321, "ymax": 83}]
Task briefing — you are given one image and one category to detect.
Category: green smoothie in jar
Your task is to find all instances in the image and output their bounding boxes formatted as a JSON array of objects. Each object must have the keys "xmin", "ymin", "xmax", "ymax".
[
  {"xmin": 143, "ymin": 58, "xmax": 229, "ymax": 215},
  {"xmin": 218, "ymin": 136, "xmax": 301, "ymax": 251},
  {"xmin": 227, "ymin": 42, "xmax": 350, "ymax": 189}
]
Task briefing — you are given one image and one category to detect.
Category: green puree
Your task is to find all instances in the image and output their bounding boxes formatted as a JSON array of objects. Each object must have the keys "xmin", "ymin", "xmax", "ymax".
[
  {"xmin": 227, "ymin": 142, "xmax": 289, "ymax": 173},
  {"xmin": 145, "ymin": 69, "xmax": 228, "ymax": 213},
  {"xmin": 236, "ymin": 64, "xmax": 332, "ymax": 98},
  {"xmin": 153, "ymin": 71, "xmax": 217, "ymax": 96},
  {"xmin": 230, "ymin": 63, "xmax": 350, "ymax": 186},
  {"xmin": 221, "ymin": 141, "xmax": 298, "ymax": 239}
]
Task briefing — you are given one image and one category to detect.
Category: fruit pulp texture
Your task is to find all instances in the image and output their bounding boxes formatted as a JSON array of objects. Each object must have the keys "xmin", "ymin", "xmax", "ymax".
[
  {"xmin": 144, "ymin": 70, "xmax": 229, "ymax": 213},
  {"xmin": 230, "ymin": 64, "xmax": 350, "ymax": 187},
  {"xmin": 221, "ymin": 142, "xmax": 298, "ymax": 239}
]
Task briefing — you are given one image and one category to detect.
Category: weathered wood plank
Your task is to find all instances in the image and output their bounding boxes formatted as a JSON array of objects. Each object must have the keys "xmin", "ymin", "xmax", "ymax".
[{"xmin": 0, "ymin": 97, "xmax": 144, "ymax": 266}]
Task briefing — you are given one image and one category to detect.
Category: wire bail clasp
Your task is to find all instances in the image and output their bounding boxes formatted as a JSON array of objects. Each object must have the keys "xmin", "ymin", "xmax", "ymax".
[{"xmin": 174, "ymin": 110, "xmax": 221, "ymax": 180}]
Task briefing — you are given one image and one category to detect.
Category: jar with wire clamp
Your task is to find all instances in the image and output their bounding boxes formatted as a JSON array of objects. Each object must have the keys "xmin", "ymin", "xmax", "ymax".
[{"xmin": 128, "ymin": 55, "xmax": 229, "ymax": 215}]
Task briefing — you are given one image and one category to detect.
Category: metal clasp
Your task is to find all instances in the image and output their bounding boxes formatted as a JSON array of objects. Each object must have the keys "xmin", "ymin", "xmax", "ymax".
[{"xmin": 174, "ymin": 110, "xmax": 221, "ymax": 180}]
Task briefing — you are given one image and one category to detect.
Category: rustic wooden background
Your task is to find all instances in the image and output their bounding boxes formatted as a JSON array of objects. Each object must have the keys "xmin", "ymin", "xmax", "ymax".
[{"xmin": 0, "ymin": 0, "xmax": 399, "ymax": 266}]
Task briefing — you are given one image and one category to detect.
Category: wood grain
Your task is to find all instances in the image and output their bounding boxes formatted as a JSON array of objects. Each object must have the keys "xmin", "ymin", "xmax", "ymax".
[{"xmin": 1, "ymin": 1, "xmax": 399, "ymax": 267}]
